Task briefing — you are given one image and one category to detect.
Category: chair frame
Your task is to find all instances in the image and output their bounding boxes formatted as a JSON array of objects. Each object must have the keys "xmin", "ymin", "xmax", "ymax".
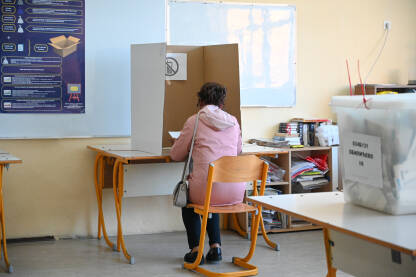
[{"xmin": 184, "ymin": 155, "xmax": 269, "ymax": 277}]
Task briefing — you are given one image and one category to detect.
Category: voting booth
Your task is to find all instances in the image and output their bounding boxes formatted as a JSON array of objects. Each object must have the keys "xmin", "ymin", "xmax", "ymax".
[
  {"xmin": 123, "ymin": 43, "xmax": 241, "ymax": 197},
  {"xmin": 131, "ymin": 43, "xmax": 241, "ymax": 154}
]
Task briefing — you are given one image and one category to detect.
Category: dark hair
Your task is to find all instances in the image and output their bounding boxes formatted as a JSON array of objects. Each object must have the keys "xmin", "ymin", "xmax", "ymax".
[{"xmin": 197, "ymin": 82, "xmax": 227, "ymax": 107}]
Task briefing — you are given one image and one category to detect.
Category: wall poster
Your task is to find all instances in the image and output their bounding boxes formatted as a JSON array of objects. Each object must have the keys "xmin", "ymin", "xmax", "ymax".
[{"xmin": 0, "ymin": 0, "xmax": 85, "ymax": 113}]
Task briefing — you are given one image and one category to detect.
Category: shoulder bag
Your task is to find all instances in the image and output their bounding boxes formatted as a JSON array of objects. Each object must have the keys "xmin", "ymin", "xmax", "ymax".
[{"xmin": 173, "ymin": 112, "xmax": 200, "ymax": 207}]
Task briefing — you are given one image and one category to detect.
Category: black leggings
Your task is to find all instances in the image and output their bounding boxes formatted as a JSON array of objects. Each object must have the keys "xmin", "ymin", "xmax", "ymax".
[{"xmin": 181, "ymin": 207, "xmax": 221, "ymax": 249}]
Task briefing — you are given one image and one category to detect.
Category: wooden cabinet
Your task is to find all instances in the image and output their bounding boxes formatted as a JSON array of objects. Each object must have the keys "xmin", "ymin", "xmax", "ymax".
[
  {"xmin": 354, "ymin": 84, "xmax": 416, "ymax": 95},
  {"xmin": 228, "ymin": 146, "xmax": 333, "ymax": 235}
]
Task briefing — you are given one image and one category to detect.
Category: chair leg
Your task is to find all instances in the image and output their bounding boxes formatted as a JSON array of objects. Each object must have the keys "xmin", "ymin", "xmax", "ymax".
[
  {"xmin": 239, "ymin": 208, "xmax": 262, "ymax": 263},
  {"xmin": 259, "ymin": 213, "xmax": 280, "ymax": 251},
  {"xmin": 183, "ymin": 211, "xmax": 208, "ymax": 270},
  {"xmin": 184, "ymin": 210, "xmax": 258, "ymax": 277},
  {"xmin": 231, "ymin": 213, "xmax": 247, "ymax": 238},
  {"xmin": 184, "ymin": 210, "xmax": 260, "ymax": 277}
]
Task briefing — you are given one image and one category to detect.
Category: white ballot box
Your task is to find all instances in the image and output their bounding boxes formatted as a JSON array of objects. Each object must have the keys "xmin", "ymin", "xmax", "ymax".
[{"xmin": 331, "ymin": 94, "xmax": 416, "ymax": 215}]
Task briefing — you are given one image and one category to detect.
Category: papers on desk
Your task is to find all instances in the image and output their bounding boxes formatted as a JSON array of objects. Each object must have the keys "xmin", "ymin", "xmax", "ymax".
[
  {"xmin": 168, "ymin": 131, "xmax": 181, "ymax": 139},
  {"xmin": 248, "ymin": 138, "xmax": 289, "ymax": 148}
]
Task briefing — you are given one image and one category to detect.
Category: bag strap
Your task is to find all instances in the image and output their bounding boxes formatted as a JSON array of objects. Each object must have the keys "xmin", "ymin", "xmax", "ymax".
[{"xmin": 181, "ymin": 112, "xmax": 200, "ymax": 181}]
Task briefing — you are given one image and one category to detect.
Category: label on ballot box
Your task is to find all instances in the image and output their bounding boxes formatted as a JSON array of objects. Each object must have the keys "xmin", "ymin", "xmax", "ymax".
[{"xmin": 343, "ymin": 132, "xmax": 382, "ymax": 188}]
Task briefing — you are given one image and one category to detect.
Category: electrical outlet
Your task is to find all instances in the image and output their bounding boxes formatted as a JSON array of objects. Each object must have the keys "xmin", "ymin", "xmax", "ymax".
[{"xmin": 384, "ymin": 20, "xmax": 392, "ymax": 30}]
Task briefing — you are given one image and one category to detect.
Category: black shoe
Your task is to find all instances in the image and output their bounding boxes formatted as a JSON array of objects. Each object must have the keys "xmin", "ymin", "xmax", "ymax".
[
  {"xmin": 184, "ymin": 251, "xmax": 204, "ymax": 265},
  {"xmin": 206, "ymin": 247, "xmax": 222, "ymax": 264}
]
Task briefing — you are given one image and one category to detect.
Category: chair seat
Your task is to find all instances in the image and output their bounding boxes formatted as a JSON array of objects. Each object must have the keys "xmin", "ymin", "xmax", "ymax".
[{"xmin": 187, "ymin": 202, "xmax": 257, "ymax": 215}]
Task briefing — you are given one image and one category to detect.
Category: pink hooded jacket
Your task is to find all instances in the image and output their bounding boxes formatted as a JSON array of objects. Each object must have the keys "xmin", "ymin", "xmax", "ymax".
[{"xmin": 170, "ymin": 105, "xmax": 244, "ymax": 206}]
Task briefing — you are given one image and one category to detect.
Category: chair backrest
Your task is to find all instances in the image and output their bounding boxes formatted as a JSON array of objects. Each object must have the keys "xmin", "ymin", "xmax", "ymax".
[{"xmin": 209, "ymin": 155, "xmax": 268, "ymax": 183}]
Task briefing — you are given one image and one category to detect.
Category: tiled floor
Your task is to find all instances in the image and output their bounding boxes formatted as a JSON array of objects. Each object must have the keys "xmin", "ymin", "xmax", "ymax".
[{"xmin": 4, "ymin": 230, "xmax": 353, "ymax": 276}]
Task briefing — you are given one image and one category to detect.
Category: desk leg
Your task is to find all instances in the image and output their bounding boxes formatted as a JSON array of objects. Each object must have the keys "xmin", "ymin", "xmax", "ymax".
[
  {"xmin": 0, "ymin": 165, "xmax": 13, "ymax": 273},
  {"xmin": 323, "ymin": 228, "xmax": 337, "ymax": 277},
  {"xmin": 93, "ymin": 155, "xmax": 114, "ymax": 249},
  {"xmin": 113, "ymin": 159, "xmax": 134, "ymax": 265}
]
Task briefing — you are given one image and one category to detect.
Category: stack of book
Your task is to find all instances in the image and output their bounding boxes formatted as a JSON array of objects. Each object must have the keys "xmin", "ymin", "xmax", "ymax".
[
  {"xmin": 296, "ymin": 175, "xmax": 329, "ymax": 190},
  {"xmin": 249, "ymin": 209, "xmax": 289, "ymax": 231},
  {"xmin": 248, "ymin": 188, "xmax": 286, "ymax": 230},
  {"xmin": 274, "ymin": 122, "xmax": 303, "ymax": 145},
  {"xmin": 289, "ymin": 118, "xmax": 331, "ymax": 146}
]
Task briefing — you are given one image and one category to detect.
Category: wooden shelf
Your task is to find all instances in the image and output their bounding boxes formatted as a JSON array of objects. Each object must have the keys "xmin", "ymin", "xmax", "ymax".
[
  {"xmin": 354, "ymin": 84, "xmax": 416, "ymax": 95},
  {"xmin": 246, "ymin": 181, "xmax": 289, "ymax": 189},
  {"xmin": 267, "ymin": 181, "xmax": 289, "ymax": 186},
  {"xmin": 229, "ymin": 146, "xmax": 332, "ymax": 235}
]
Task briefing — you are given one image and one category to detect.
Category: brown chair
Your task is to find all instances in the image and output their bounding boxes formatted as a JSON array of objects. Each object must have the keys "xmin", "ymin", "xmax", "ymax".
[{"xmin": 184, "ymin": 155, "xmax": 269, "ymax": 277}]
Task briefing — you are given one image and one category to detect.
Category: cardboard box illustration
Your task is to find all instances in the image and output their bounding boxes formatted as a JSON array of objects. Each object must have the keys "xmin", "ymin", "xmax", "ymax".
[{"xmin": 48, "ymin": 35, "xmax": 80, "ymax": 58}]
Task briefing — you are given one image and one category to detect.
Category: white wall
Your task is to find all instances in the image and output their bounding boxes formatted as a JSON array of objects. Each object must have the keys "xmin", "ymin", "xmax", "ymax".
[{"xmin": 1, "ymin": 0, "xmax": 415, "ymax": 238}]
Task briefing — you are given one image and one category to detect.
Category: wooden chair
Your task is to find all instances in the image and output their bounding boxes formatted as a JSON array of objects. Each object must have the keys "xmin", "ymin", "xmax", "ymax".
[{"xmin": 184, "ymin": 155, "xmax": 269, "ymax": 277}]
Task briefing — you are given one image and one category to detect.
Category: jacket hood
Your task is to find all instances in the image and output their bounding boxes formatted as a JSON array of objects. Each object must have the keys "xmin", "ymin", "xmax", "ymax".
[{"xmin": 199, "ymin": 105, "xmax": 236, "ymax": 131}]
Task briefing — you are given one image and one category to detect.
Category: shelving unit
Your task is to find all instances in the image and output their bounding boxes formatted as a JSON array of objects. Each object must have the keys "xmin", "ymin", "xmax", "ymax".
[
  {"xmin": 229, "ymin": 146, "xmax": 333, "ymax": 235},
  {"xmin": 354, "ymin": 84, "xmax": 416, "ymax": 95}
]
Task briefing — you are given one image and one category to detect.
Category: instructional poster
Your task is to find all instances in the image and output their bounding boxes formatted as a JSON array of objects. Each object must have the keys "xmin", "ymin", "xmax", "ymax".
[{"xmin": 0, "ymin": 0, "xmax": 85, "ymax": 113}]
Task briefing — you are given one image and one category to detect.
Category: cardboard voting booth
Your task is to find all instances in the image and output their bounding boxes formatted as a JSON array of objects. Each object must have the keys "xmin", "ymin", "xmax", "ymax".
[
  {"xmin": 125, "ymin": 43, "xmax": 241, "ymax": 197},
  {"xmin": 131, "ymin": 43, "xmax": 241, "ymax": 154}
]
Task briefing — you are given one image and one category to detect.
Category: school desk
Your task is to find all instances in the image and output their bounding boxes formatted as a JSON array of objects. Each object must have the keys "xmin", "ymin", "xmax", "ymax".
[
  {"xmin": 248, "ymin": 192, "xmax": 416, "ymax": 277},
  {"xmin": 87, "ymin": 144, "xmax": 288, "ymax": 264},
  {"xmin": 0, "ymin": 151, "xmax": 22, "ymax": 273}
]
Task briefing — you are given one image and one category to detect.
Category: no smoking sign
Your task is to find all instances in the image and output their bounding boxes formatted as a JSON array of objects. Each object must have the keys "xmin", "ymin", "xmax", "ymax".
[{"xmin": 165, "ymin": 53, "xmax": 187, "ymax": 80}]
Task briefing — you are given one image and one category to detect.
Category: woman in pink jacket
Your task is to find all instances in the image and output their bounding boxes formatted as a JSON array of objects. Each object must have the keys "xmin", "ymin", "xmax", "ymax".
[{"xmin": 170, "ymin": 82, "xmax": 244, "ymax": 265}]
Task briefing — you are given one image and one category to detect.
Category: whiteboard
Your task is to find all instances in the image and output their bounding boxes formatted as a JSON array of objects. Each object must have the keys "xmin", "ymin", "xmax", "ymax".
[
  {"xmin": 168, "ymin": 1, "xmax": 296, "ymax": 107},
  {"xmin": 0, "ymin": 0, "xmax": 165, "ymax": 138}
]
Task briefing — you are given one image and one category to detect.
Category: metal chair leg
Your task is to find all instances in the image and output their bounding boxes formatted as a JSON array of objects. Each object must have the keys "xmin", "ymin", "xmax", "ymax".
[
  {"xmin": 251, "ymin": 179, "xmax": 279, "ymax": 250},
  {"xmin": 231, "ymin": 213, "xmax": 248, "ymax": 238},
  {"xmin": 259, "ymin": 213, "xmax": 280, "ymax": 251}
]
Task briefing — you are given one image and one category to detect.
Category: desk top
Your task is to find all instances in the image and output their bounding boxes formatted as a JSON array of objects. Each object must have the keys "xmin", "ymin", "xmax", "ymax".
[
  {"xmin": 0, "ymin": 153, "xmax": 22, "ymax": 165},
  {"xmin": 248, "ymin": 192, "xmax": 416, "ymax": 256},
  {"xmin": 87, "ymin": 144, "xmax": 170, "ymax": 163},
  {"xmin": 87, "ymin": 143, "xmax": 290, "ymax": 163}
]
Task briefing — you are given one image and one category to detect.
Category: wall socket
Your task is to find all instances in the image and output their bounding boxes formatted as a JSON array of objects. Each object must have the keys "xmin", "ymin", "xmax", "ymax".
[{"xmin": 384, "ymin": 20, "xmax": 392, "ymax": 30}]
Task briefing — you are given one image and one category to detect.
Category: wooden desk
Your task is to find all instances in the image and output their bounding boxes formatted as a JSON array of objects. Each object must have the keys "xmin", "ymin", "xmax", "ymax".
[
  {"xmin": 87, "ymin": 144, "xmax": 288, "ymax": 264},
  {"xmin": 0, "ymin": 151, "xmax": 22, "ymax": 273},
  {"xmin": 248, "ymin": 192, "xmax": 416, "ymax": 277}
]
